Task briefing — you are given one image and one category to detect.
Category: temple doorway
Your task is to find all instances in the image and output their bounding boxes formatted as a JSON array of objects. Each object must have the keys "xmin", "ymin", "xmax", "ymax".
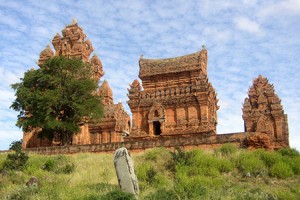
[{"xmin": 153, "ymin": 121, "xmax": 161, "ymax": 135}]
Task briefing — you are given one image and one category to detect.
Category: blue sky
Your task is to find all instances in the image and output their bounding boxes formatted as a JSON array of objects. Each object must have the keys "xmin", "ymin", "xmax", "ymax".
[{"xmin": 0, "ymin": 0, "xmax": 299, "ymax": 150}]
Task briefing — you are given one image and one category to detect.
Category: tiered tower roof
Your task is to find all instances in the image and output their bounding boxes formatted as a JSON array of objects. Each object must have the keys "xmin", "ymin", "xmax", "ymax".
[
  {"xmin": 98, "ymin": 80, "xmax": 114, "ymax": 106},
  {"xmin": 37, "ymin": 19, "xmax": 104, "ymax": 82},
  {"xmin": 242, "ymin": 75, "xmax": 289, "ymax": 148}
]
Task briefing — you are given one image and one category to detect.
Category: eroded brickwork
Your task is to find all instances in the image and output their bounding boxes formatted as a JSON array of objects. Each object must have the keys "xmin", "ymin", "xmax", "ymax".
[
  {"xmin": 127, "ymin": 48, "xmax": 219, "ymax": 139},
  {"xmin": 22, "ymin": 19, "xmax": 129, "ymax": 148},
  {"xmin": 22, "ymin": 20, "xmax": 290, "ymax": 152},
  {"xmin": 242, "ymin": 75, "xmax": 289, "ymax": 149}
]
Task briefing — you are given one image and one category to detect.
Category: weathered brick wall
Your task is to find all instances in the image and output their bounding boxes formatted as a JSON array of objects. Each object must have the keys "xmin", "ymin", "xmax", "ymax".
[{"xmin": 26, "ymin": 132, "xmax": 255, "ymax": 154}]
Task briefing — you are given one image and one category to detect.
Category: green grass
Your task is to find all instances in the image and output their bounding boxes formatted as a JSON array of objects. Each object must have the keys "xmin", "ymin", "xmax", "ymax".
[{"xmin": 0, "ymin": 146, "xmax": 300, "ymax": 199}]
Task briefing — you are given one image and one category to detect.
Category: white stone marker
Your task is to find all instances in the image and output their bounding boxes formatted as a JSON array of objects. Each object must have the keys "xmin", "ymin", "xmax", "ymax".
[{"xmin": 114, "ymin": 147, "xmax": 139, "ymax": 198}]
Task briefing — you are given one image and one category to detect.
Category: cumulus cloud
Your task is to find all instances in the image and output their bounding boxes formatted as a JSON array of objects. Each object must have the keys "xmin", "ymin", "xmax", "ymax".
[{"xmin": 234, "ymin": 17, "xmax": 263, "ymax": 35}]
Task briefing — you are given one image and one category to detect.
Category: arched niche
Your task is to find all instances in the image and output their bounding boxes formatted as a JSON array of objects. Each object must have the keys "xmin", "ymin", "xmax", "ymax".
[{"xmin": 148, "ymin": 102, "xmax": 165, "ymax": 136}]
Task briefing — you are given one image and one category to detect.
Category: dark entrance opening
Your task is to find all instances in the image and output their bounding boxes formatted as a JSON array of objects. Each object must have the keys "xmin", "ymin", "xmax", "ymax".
[{"xmin": 153, "ymin": 121, "xmax": 161, "ymax": 135}]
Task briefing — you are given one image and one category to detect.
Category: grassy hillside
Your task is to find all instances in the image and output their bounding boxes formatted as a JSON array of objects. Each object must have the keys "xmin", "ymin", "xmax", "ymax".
[{"xmin": 0, "ymin": 145, "xmax": 300, "ymax": 199}]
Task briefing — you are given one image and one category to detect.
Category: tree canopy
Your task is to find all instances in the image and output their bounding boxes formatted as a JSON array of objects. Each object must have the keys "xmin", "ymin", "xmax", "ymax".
[{"xmin": 10, "ymin": 56, "xmax": 103, "ymax": 145}]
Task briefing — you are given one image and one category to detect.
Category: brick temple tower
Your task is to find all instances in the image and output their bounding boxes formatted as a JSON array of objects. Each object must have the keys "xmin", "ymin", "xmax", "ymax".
[
  {"xmin": 38, "ymin": 18, "xmax": 104, "ymax": 82},
  {"xmin": 127, "ymin": 48, "xmax": 219, "ymax": 138},
  {"xmin": 22, "ymin": 19, "xmax": 130, "ymax": 148},
  {"xmin": 242, "ymin": 75, "xmax": 289, "ymax": 148}
]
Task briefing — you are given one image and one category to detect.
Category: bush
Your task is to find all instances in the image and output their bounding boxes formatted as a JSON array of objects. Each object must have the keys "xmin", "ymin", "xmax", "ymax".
[
  {"xmin": 174, "ymin": 175, "xmax": 208, "ymax": 199},
  {"xmin": 233, "ymin": 187, "xmax": 276, "ymax": 200},
  {"xmin": 218, "ymin": 143, "xmax": 238, "ymax": 156},
  {"xmin": 256, "ymin": 149, "xmax": 283, "ymax": 168},
  {"xmin": 43, "ymin": 159, "xmax": 56, "ymax": 172},
  {"xmin": 278, "ymin": 148, "xmax": 300, "ymax": 158},
  {"xmin": 136, "ymin": 164, "xmax": 157, "ymax": 185},
  {"xmin": 42, "ymin": 155, "xmax": 75, "ymax": 174},
  {"xmin": 100, "ymin": 190, "xmax": 135, "ymax": 200},
  {"xmin": 3, "ymin": 140, "xmax": 29, "ymax": 171},
  {"xmin": 236, "ymin": 152, "xmax": 267, "ymax": 177},
  {"xmin": 7, "ymin": 185, "xmax": 38, "ymax": 200},
  {"xmin": 169, "ymin": 147, "xmax": 196, "ymax": 170},
  {"xmin": 171, "ymin": 149, "xmax": 234, "ymax": 177},
  {"xmin": 144, "ymin": 148, "xmax": 168, "ymax": 161},
  {"xmin": 145, "ymin": 188, "xmax": 179, "ymax": 200},
  {"xmin": 285, "ymin": 157, "xmax": 300, "ymax": 175},
  {"xmin": 217, "ymin": 158, "xmax": 234, "ymax": 173},
  {"xmin": 269, "ymin": 161, "xmax": 294, "ymax": 179},
  {"xmin": 9, "ymin": 140, "xmax": 23, "ymax": 151}
]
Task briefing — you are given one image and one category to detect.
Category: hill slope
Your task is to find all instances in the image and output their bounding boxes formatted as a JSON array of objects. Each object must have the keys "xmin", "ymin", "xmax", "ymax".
[{"xmin": 1, "ymin": 145, "xmax": 300, "ymax": 199}]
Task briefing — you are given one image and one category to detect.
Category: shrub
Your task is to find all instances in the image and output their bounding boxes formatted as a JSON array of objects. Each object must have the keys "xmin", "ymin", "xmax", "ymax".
[
  {"xmin": 278, "ymin": 148, "xmax": 300, "ymax": 158},
  {"xmin": 189, "ymin": 151, "xmax": 225, "ymax": 176},
  {"xmin": 285, "ymin": 157, "xmax": 300, "ymax": 175},
  {"xmin": 218, "ymin": 143, "xmax": 238, "ymax": 157},
  {"xmin": 9, "ymin": 140, "xmax": 23, "ymax": 151},
  {"xmin": 217, "ymin": 158, "xmax": 234, "ymax": 173},
  {"xmin": 174, "ymin": 175, "xmax": 208, "ymax": 199},
  {"xmin": 145, "ymin": 188, "xmax": 179, "ymax": 200},
  {"xmin": 172, "ymin": 149, "xmax": 233, "ymax": 177},
  {"xmin": 136, "ymin": 163, "xmax": 157, "ymax": 185},
  {"xmin": 63, "ymin": 163, "xmax": 76, "ymax": 174},
  {"xmin": 269, "ymin": 161, "xmax": 294, "ymax": 179},
  {"xmin": 236, "ymin": 152, "xmax": 267, "ymax": 177},
  {"xmin": 7, "ymin": 186, "xmax": 38, "ymax": 200},
  {"xmin": 43, "ymin": 159, "xmax": 56, "ymax": 172},
  {"xmin": 100, "ymin": 190, "xmax": 135, "ymax": 200},
  {"xmin": 233, "ymin": 187, "xmax": 276, "ymax": 200},
  {"xmin": 169, "ymin": 147, "xmax": 195, "ymax": 170},
  {"xmin": 42, "ymin": 155, "xmax": 75, "ymax": 174},
  {"xmin": 3, "ymin": 140, "xmax": 29, "ymax": 171},
  {"xmin": 144, "ymin": 147, "xmax": 169, "ymax": 161},
  {"xmin": 256, "ymin": 149, "xmax": 283, "ymax": 168}
]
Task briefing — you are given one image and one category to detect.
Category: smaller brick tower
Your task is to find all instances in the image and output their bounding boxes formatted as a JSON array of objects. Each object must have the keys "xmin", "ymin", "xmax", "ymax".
[{"xmin": 242, "ymin": 75, "xmax": 289, "ymax": 149}]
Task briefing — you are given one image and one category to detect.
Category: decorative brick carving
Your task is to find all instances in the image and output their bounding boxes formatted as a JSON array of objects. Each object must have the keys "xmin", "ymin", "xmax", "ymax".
[
  {"xmin": 22, "ymin": 20, "xmax": 290, "ymax": 151},
  {"xmin": 22, "ymin": 19, "xmax": 129, "ymax": 148},
  {"xmin": 242, "ymin": 75, "xmax": 289, "ymax": 149},
  {"xmin": 139, "ymin": 50, "xmax": 207, "ymax": 77},
  {"xmin": 38, "ymin": 45, "xmax": 54, "ymax": 67},
  {"xmin": 38, "ymin": 18, "xmax": 104, "ymax": 83},
  {"xmin": 127, "ymin": 48, "xmax": 219, "ymax": 139}
]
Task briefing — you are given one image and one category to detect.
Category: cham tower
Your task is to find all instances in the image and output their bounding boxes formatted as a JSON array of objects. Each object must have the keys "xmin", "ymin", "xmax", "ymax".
[
  {"xmin": 38, "ymin": 18, "xmax": 104, "ymax": 81},
  {"xmin": 243, "ymin": 75, "xmax": 289, "ymax": 149},
  {"xmin": 21, "ymin": 20, "xmax": 290, "ymax": 153},
  {"xmin": 22, "ymin": 19, "xmax": 130, "ymax": 148},
  {"xmin": 127, "ymin": 47, "xmax": 219, "ymax": 138},
  {"xmin": 82, "ymin": 80, "xmax": 131, "ymax": 145}
]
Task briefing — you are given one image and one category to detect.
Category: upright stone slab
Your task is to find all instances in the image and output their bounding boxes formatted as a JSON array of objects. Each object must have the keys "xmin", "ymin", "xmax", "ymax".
[{"xmin": 114, "ymin": 147, "xmax": 139, "ymax": 198}]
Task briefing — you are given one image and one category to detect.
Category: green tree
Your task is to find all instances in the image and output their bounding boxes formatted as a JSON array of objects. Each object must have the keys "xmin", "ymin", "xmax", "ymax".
[{"xmin": 10, "ymin": 56, "xmax": 103, "ymax": 145}]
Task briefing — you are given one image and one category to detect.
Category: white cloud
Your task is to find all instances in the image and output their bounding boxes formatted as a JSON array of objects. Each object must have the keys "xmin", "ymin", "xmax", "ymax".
[
  {"xmin": 259, "ymin": 0, "xmax": 300, "ymax": 18},
  {"xmin": 234, "ymin": 17, "xmax": 263, "ymax": 35}
]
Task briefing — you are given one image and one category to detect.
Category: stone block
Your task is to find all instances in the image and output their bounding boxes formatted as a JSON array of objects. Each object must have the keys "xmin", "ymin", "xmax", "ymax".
[{"xmin": 114, "ymin": 147, "xmax": 139, "ymax": 198}]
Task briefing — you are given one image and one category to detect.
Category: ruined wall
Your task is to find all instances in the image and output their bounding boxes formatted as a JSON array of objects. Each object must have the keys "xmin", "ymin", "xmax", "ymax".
[{"xmin": 26, "ymin": 132, "xmax": 255, "ymax": 154}]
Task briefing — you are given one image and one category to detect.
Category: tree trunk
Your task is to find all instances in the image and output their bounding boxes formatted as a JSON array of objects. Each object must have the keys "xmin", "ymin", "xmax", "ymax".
[{"xmin": 60, "ymin": 131, "xmax": 73, "ymax": 146}]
